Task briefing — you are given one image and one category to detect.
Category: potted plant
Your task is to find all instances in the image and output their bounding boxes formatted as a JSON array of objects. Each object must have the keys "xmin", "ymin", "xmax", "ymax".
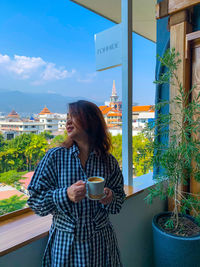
[{"xmin": 144, "ymin": 48, "xmax": 200, "ymax": 267}]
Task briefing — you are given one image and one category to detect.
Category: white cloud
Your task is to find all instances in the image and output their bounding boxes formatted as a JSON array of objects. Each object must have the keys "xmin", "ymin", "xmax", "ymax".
[
  {"xmin": 41, "ymin": 63, "xmax": 76, "ymax": 81},
  {"xmin": 77, "ymin": 72, "xmax": 97, "ymax": 83},
  {"xmin": 8, "ymin": 55, "xmax": 45, "ymax": 77},
  {"xmin": 0, "ymin": 54, "xmax": 10, "ymax": 63},
  {"xmin": 0, "ymin": 53, "xmax": 75, "ymax": 83}
]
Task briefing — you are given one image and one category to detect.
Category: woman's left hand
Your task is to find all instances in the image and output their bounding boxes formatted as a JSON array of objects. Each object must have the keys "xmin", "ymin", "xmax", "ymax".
[{"xmin": 99, "ymin": 187, "xmax": 113, "ymax": 205}]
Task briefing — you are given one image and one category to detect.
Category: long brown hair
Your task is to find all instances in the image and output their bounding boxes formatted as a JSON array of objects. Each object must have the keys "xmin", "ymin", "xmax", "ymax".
[{"xmin": 62, "ymin": 100, "xmax": 111, "ymax": 155}]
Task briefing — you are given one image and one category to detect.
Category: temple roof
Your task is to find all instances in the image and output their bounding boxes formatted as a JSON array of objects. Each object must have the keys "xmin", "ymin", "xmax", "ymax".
[
  {"xmin": 7, "ymin": 110, "xmax": 19, "ymax": 118},
  {"xmin": 39, "ymin": 106, "xmax": 52, "ymax": 115}
]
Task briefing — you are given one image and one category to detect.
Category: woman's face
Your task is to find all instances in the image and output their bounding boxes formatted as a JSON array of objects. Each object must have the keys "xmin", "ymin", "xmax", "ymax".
[{"xmin": 66, "ymin": 111, "xmax": 88, "ymax": 142}]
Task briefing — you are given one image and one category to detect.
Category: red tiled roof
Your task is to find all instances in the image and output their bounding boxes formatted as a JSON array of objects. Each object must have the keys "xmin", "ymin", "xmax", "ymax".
[
  {"xmin": 111, "ymin": 108, "xmax": 119, "ymax": 113},
  {"xmin": 107, "ymin": 124, "xmax": 120, "ymax": 128},
  {"xmin": 99, "ymin": 105, "xmax": 107, "ymax": 111},
  {"xmin": 107, "ymin": 113, "xmax": 122, "ymax": 117},
  {"xmin": 102, "ymin": 107, "xmax": 113, "ymax": 115},
  {"xmin": 132, "ymin": 105, "xmax": 154, "ymax": 112}
]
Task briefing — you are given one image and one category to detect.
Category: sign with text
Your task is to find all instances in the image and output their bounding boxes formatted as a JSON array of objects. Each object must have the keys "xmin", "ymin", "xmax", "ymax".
[{"xmin": 95, "ymin": 24, "xmax": 122, "ymax": 71}]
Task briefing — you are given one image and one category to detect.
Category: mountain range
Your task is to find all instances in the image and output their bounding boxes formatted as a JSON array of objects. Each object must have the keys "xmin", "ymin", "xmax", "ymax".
[{"xmin": 0, "ymin": 90, "xmax": 103, "ymax": 115}]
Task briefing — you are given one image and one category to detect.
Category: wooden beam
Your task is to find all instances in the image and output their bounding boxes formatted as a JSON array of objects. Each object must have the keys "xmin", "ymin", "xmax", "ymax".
[
  {"xmin": 168, "ymin": 10, "xmax": 192, "ymax": 211},
  {"xmin": 186, "ymin": 30, "xmax": 200, "ymax": 42},
  {"xmin": 169, "ymin": 10, "xmax": 189, "ymax": 27},
  {"xmin": 156, "ymin": 0, "xmax": 200, "ymax": 19},
  {"xmin": 170, "ymin": 10, "xmax": 192, "ymax": 104},
  {"xmin": 169, "ymin": 0, "xmax": 200, "ymax": 15},
  {"xmin": 156, "ymin": 0, "xmax": 168, "ymax": 19},
  {"xmin": 186, "ymin": 31, "xmax": 200, "ymax": 59},
  {"xmin": 190, "ymin": 39, "xmax": 200, "ymax": 202}
]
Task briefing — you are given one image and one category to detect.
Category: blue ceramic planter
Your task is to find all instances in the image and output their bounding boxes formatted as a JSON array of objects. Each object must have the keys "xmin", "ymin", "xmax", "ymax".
[{"xmin": 152, "ymin": 212, "xmax": 200, "ymax": 267}]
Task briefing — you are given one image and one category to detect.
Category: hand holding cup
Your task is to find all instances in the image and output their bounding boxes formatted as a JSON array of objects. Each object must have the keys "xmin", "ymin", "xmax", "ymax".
[
  {"xmin": 99, "ymin": 187, "xmax": 113, "ymax": 205},
  {"xmin": 67, "ymin": 180, "xmax": 86, "ymax": 203}
]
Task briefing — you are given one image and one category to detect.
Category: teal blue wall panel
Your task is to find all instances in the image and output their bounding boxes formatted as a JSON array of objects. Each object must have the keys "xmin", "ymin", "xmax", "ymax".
[{"xmin": 193, "ymin": 4, "xmax": 200, "ymax": 31}]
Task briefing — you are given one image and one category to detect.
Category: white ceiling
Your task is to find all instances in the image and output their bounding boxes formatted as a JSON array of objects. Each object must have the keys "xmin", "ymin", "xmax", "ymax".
[{"xmin": 70, "ymin": 0, "xmax": 157, "ymax": 42}]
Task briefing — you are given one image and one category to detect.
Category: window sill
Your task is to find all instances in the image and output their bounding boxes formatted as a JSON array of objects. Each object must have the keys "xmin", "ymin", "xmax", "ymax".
[
  {"xmin": 0, "ymin": 172, "xmax": 154, "ymax": 257},
  {"xmin": 0, "ymin": 208, "xmax": 52, "ymax": 256},
  {"xmin": 125, "ymin": 172, "xmax": 155, "ymax": 198}
]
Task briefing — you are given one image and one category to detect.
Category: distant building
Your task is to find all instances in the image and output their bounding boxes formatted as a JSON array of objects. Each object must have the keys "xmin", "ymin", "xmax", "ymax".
[
  {"xmin": 101, "ymin": 81, "xmax": 123, "ymax": 127},
  {"xmin": 106, "ymin": 80, "xmax": 122, "ymax": 111},
  {"xmin": 0, "ymin": 110, "xmax": 44, "ymax": 139},
  {"xmin": 0, "ymin": 106, "xmax": 66, "ymax": 139},
  {"xmin": 132, "ymin": 105, "xmax": 154, "ymax": 129},
  {"xmin": 38, "ymin": 106, "xmax": 59, "ymax": 133},
  {"xmin": 100, "ymin": 81, "xmax": 154, "ymax": 135},
  {"xmin": 99, "ymin": 105, "xmax": 122, "ymax": 127},
  {"xmin": 54, "ymin": 113, "xmax": 67, "ymax": 131},
  {"xmin": 7, "ymin": 110, "xmax": 20, "ymax": 120}
]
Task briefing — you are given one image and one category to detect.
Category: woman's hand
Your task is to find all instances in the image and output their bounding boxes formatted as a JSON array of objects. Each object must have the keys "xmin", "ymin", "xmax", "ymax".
[
  {"xmin": 67, "ymin": 180, "xmax": 86, "ymax": 203},
  {"xmin": 99, "ymin": 187, "xmax": 113, "ymax": 205}
]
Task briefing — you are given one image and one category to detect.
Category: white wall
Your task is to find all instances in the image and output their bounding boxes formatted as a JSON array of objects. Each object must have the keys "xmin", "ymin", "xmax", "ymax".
[{"xmin": 110, "ymin": 189, "xmax": 166, "ymax": 267}]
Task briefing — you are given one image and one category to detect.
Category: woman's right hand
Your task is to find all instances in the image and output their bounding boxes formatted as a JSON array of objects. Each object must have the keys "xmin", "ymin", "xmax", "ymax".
[{"xmin": 67, "ymin": 180, "xmax": 86, "ymax": 203}]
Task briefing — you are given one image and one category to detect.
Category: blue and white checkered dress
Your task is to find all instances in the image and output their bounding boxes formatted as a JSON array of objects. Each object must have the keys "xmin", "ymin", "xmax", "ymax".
[{"xmin": 28, "ymin": 144, "xmax": 125, "ymax": 267}]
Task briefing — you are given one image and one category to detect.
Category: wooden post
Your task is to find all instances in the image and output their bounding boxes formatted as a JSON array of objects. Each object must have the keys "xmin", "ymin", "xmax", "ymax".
[
  {"xmin": 168, "ymin": 9, "xmax": 192, "ymax": 211},
  {"xmin": 190, "ymin": 37, "xmax": 200, "ymax": 199}
]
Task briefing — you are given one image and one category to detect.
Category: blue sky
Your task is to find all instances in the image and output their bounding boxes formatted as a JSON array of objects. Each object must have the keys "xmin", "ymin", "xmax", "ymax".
[{"xmin": 0, "ymin": 0, "xmax": 156, "ymax": 105}]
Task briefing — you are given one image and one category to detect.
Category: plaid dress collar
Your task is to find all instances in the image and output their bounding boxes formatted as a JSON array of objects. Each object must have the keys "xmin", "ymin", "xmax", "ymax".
[{"xmin": 69, "ymin": 142, "xmax": 96, "ymax": 158}]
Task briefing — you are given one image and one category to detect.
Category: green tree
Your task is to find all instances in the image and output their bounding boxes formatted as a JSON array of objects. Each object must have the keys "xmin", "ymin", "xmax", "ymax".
[
  {"xmin": 6, "ymin": 133, "xmax": 33, "ymax": 171},
  {"xmin": 132, "ymin": 133, "xmax": 153, "ymax": 176},
  {"xmin": 25, "ymin": 134, "xmax": 48, "ymax": 170},
  {"xmin": 41, "ymin": 131, "xmax": 54, "ymax": 140},
  {"xmin": 0, "ymin": 133, "xmax": 48, "ymax": 172},
  {"xmin": 49, "ymin": 134, "xmax": 66, "ymax": 148},
  {"xmin": 0, "ymin": 195, "xmax": 27, "ymax": 216},
  {"xmin": 111, "ymin": 133, "xmax": 153, "ymax": 176},
  {"xmin": 0, "ymin": 170, "xmax": 25, "ymax": 186},
  {"xmin": 0, "ymin": 132, "xmax": 6, "ymax": 151},
  {"xmin": 0, "ymin": 147, "xmax": 19, "ymax": 172},
  {"xmin": 111, "ymin": 134, "xmax": 122, "ymax": 167}
]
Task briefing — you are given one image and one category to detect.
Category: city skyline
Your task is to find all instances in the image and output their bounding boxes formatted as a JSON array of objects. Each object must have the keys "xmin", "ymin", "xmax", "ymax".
[{"xmin": 0, "ymin": 0, "xmax": 156, "ymax": 105}]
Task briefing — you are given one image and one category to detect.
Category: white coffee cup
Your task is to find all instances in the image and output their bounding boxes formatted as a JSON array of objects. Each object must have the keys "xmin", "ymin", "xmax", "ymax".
[{"xmin": 87, "ymin": 176, "xmax": 105, "ymax": 200}]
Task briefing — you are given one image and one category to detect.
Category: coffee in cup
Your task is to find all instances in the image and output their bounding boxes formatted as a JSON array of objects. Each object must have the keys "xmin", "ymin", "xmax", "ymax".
[{"xmin": 87, "ymin": 176, "xmax": 105, "ymax": 200}]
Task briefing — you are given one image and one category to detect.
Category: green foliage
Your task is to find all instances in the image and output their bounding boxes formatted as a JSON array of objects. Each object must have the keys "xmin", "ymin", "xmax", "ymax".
[
  {"xmin": 49, "ymin": 134, "xmax": 67, "ymax": 149},
  {"xmin": 164, "ymin": 219, "xmax": 174, "ymax": 229},
  {"xmin": 0, "ymin": 195, "xmax": 27, "ymax": 216},
  {"xmin": 0, "ymin": 132, "xmax": 6, "ymax": 151},
  {"xmin": 0, "ymin": 133, "xmax": 48, "ymax": 172},
  {"xmin": 0, "ymin": 170, "xmax": 25, "ymax": 186},
  {"xmin": 3, "ymin": 133, "xmax": 33, "ymax": 171},
  {"xmin": 144, "ymin": 48, "xmax": 200, "ymax": 228},
  {"xmin": 0, "ymin": 147, "xmax": 18, "ymax": 172},
  {"xmin": 41, "ymin": 131, "xmax": 54, "ymax": 140},
  {"xmin": 132, "ymin": 133, "xmax": 153, "ymax": 176},
  {"xmin": 111, "ymin": 134, "xmax": 122, "ymax": 167},
  {"xmin": 25, "ymin": 134, "xmax": 48, "ymax": 171},
  {"xmin": 111, "ymin": 133, "xmax": 153, "ymax": 176}
]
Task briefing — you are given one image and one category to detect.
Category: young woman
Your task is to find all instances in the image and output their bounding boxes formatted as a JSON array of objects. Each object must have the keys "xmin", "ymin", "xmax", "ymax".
[{"xmin": 28, "ymin": 100, "xmax": 125, "ymax": 267}]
